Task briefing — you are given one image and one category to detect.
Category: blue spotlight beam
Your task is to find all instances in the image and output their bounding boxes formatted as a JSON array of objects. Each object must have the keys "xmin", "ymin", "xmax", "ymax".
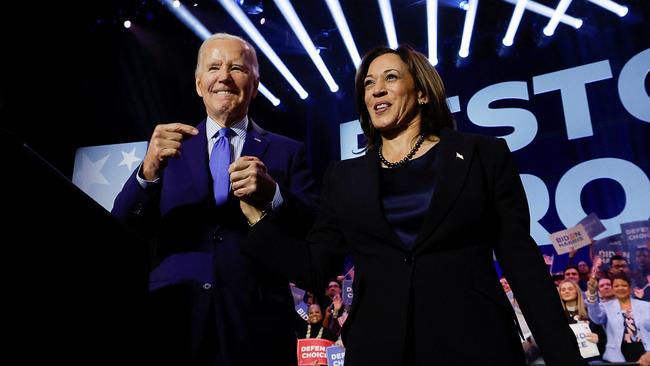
[
  {"xmin": 587, "ymin": 0, "xmax": 628, "ymax": 17},
  {"xmin": 459, "ymin": 0, "xmax": 479, "ymax": 58},
  {"xmin": 273, "ymin": 0, "xmax": 339, "ymax": 92},
  {"xmin": 502, "ymin": 0, "xmax": 528, "ymax": 46},
  {"xmin": 544, "ymin": 0, "xmax": 574, "ymax": 36},
  {"xmin": 378, "ymin": 0, "xmax": 398, "ymax": 49},
  {"xmin": 427, "ymin": 0, "xmax": 439, "ymax": 65},
  {"xmin": 325, "ymin": 0, "xmax": 361, "ymax": 68},
  {"xmin": 501, "ymin": 0, "xmax": 583, "ymax": 29},
  {"xmin": 258, "ymin": 83, "xmax": 281, "ymax": 106},
  {"xmin": 160, "ymin": 0, "xmax": 211, "ymax": 39},
  {"xmin": 217, "ymin": 0, "xmax": 309, "ymax": 99}
]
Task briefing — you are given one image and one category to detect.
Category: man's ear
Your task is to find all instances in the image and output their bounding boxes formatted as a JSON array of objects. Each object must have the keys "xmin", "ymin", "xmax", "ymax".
[
  {"xmin": 251, "ymin": 78, "xmax": 259, "ymax": 99},
  {"xmin": 195, "ymin": 76, "xmax": 203, "ymax": 97}
]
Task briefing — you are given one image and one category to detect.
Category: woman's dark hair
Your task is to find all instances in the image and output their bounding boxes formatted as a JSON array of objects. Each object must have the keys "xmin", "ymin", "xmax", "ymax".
[
  {"xmin": 354, "ymin": 44, "xmax": 455, "ymax": 148},
  {"xmin": 609, "ymin": 271, "xmax": 632, "ymax": 286}
]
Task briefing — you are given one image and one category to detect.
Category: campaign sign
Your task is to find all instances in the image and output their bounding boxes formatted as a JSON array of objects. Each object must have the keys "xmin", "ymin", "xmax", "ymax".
[
  {"xmin": 592, "ymin": 234, "xmax": 628, "ymax": 265},
  {"xmin": 578, "ymin": 213, "xmax": 607, "ymax": 240},
  {"xmin": 569, "ymin": 322, "xmax": 599, "ymax": 359},
  {"xmin": 342, "ymin": 280, "xmax": 353, "ymax": 306},
  {"xmin": 326, "ymin": 345, "xmax": 345, "ymax": 366},
  {"xmin": 622, "ymin": 220, "xmax": 650, "ymax": 273},
  {"xmin": 296, "ymin": 302, "xmax": 309, "ymax": 321},
  {"xmin": 297, "ymin": 338, "xmax": 334, "ymax": 366},
  {"xmin": 621, "ymin": 220, "xmax": 650, "ymax": 249},
  {"xmin": 291, "ymin": 285, "xmax": 309, "ymax": 321},
  {"xmin": 550, "ymin": 224, "xmax": 591, "ymax": 255}
]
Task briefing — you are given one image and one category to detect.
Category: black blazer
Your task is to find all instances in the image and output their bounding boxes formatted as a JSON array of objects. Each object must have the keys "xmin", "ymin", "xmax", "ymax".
[{"xmin": 244, "ymin": 128, "xmax": 586, "ymax": 366}]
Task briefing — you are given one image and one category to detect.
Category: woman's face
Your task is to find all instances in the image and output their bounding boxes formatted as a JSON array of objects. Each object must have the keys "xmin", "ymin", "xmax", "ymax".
[
  {"xmin": 363, "ymin": 53, "xmax": 423, "ymax": 133},
  {"xmin": 307, "ymin": 304, "xmax": 323, "ymax": 324},
  {"xmin": 613, "ymin": 278, "xmax": 631, "ymax": 300},
  {"xmin": 559, "ymin": 282, "xmax": 578, "ymax": 302}
]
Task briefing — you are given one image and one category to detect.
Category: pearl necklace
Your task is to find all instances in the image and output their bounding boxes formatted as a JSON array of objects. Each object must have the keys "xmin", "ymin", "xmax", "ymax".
[
  {"xmin": 306, "ymin": 324, "xmax": 324, "ymax": 339},
  {"xmin": 378, "ymin": 134, "xmax": 426, "ymax": 168}
]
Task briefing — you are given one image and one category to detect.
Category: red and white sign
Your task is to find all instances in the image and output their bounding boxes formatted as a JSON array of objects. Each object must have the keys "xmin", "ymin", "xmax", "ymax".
[{"xmin": 297, "ymin": 338, "xmax": 335, "ymax": 366}]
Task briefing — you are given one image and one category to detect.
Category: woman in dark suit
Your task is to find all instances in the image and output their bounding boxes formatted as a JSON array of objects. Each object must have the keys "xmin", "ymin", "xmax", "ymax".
[{"xmin": 237, "ymin": 45, "xmax": 585, "ymax": 365}]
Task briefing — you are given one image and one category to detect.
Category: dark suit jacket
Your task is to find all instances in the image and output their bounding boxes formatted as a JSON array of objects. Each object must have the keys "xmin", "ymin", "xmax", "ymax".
[
  {"xmin": 243, "ymin": 128, "xmax": 586, "ymax": 366},
  {"xmin": 112, "ymin": 119, "xmax": 317, "ymax": 366}
]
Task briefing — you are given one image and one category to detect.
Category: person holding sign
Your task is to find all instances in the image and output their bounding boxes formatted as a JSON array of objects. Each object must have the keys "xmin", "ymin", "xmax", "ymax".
[
  {"xmin": 557, "ymin": 279, "xmax": 605, "ymax": 359},
  {"xmin": 296, "ymin": 304, "xmax": 338, "ymax": 343},
  {"xmin": 587, "ymin": 273, "xmax": 650, "ymax": 363},
  {"xmin": 238, "ymin": 44, "xmax": 584, "ymax": 365}
]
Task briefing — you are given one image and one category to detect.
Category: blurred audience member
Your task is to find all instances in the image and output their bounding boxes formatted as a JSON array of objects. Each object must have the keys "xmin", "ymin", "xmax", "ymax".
[
  {"xmin": 558, "ymin": 279, "xmax": 606, "ymax": 357},
  {"xmin": 296, "ymin": 304, "xmax": 338, "ymax": 342},
  {"xmin": 587, "ymin": 273, "xmax": 650, "ymax": 363},
  {"xmin": 597, "ymin": 277, "xmax": 615, "ymax": 302}
]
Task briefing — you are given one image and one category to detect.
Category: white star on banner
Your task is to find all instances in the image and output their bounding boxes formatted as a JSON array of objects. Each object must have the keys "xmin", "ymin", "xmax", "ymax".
[
  {"xmin": 118, "ymin": 147, "xmax": 142, "ymax": 171},
  {"xmin": 73, "ymin": 153, "xmax": 110, "ymax": 193}
]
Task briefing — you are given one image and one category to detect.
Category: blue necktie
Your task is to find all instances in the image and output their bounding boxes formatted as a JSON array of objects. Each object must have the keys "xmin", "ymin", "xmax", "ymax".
[{"xmin": 210, "ymin": 128, "xmax": 231, "ymax": 206}]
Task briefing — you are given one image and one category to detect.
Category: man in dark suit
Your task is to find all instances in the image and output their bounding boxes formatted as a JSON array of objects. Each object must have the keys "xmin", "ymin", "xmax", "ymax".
[{"xmin": 112, "ymin": 33, "xmax": 317, "ymax": 365}]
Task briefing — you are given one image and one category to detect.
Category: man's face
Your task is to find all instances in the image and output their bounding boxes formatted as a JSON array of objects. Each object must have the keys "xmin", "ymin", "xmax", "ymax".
[
  {"xmin": 326, "ymin": 281, "xmax": 341, "ymax": 298},
  {"xmin": 195, "ymin": 38, "xmax": 258, "ymax": 126},
  {"xmin": 577, "ymin": 261, "xmax": 589, "ymax": 274},
  {"xmin": 610, "ymin": 259, "xmax": 629, "ymax": 274},
  {"xmin": 564, "ymin": 268, "xmax": 580, "ymax": 283},
  {"xmin": 598, "ymin": 278, "xmax": 613, "ymax": 298},
  {"xmin": 636, "ymin": 248, "xmax": 650, "ymax": 270}
]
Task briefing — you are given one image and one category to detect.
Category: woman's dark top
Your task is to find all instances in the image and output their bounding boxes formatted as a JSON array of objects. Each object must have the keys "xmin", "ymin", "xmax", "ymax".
[{"xmin": 380, "ymin": 144, "xmax": 439, "ymax": 249}]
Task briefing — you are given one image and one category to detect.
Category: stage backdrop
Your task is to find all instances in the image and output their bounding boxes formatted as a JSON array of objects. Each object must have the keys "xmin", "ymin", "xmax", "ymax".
[{"xmin": 62, "ymin": 1, "xmax": 648, "ymax": 271}]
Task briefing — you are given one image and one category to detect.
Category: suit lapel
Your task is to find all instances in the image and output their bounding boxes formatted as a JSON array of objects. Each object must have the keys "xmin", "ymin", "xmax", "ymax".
[
  {"xmin": 241, "ymin": 118, "xmax": 270, "ymax": 158},
  {"xmin": 413, "ymin": 128, "xmax": 474, "ymax": 250},
  {"xmin": 358, "ymin": 145, "xmax": 408, "ymax": 251},
  {"xmin": 185, "ymin": 119, "xmax": 211, "ymax": 201}
]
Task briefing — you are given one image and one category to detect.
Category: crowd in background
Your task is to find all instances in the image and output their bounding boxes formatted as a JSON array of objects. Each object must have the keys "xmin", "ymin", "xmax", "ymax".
[
  {"xmin": 294, "ymin": 242, "xmax": 650, "ymax": 365},
  {"xmin": 505, "ymin": 243, "xmax": 650, "ymax": 365}
]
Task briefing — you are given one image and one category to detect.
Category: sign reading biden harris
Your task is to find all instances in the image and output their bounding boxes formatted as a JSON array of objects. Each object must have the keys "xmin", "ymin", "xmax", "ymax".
[{"xmin": 340, "ymin": 48, "xmax": 650, "ymax": 246}]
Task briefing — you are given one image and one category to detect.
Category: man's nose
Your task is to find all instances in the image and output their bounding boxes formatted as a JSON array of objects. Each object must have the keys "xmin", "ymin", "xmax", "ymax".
[{"xmin": 216, "ymin": 68, "xmax": 233, "ymax": 83}]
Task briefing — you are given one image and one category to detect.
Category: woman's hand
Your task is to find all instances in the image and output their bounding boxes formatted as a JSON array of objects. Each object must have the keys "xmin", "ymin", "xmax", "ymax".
[
  {"xmin": 587, "ymin": 277, "xmax": 598, "ymax": 296},
  {"xmin": 585, "ymin": 332, "xmax": 598, "ymax": 344}
]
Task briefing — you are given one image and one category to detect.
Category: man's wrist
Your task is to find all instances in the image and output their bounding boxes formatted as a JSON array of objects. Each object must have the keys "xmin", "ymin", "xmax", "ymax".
[
  {"xmin": 247, "ymin": 208, "xmax": 269, "ymax": 227},
  {"xmin": 586, "ymin": 291, "xmax": 597, "ymax": 303}
]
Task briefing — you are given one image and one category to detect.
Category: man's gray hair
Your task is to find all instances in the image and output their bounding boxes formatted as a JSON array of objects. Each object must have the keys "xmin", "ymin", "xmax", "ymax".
[{"xmin": 195, "ymin": 33, "xmax": 259, "ymax": 79}]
